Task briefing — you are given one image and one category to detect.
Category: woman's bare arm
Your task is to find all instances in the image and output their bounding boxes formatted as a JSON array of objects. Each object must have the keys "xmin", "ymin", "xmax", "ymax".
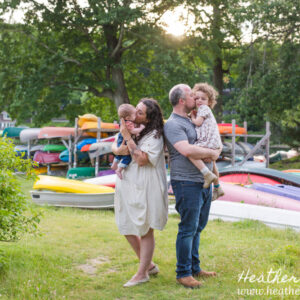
[
  {"xmin": 120, "ymin": 118, "xmax": 149, "ymax": 166},
  {"xmin": 111, "ymin": 135, "xmax": 130, "ymax": 156}
]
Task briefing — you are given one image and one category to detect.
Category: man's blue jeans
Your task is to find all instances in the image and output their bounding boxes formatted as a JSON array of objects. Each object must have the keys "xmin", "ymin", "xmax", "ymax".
[{"xmin": 171, "ymin": 180, "xmax": 212, "ymax": 279}]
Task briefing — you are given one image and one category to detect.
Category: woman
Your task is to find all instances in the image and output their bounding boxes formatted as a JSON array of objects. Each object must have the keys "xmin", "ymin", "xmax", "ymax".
[{"xmin": 112, "ymin": 98, "xmax": 168, "ymax": 287}]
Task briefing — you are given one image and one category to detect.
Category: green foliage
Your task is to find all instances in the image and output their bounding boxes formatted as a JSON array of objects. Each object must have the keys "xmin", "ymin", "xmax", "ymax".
[
  {"xmin": 269, "ymin": 155, "xmax": 300, "ymax": 171},
  {"xmin": 0, "ymin": 137, "xmax": 40, "ymax": 243}
]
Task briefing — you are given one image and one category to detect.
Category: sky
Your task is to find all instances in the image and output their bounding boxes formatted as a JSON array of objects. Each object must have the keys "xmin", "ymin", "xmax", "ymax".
[{"xmin": 2, "ymin": 3, "xmax": 253, "ymax": 42}]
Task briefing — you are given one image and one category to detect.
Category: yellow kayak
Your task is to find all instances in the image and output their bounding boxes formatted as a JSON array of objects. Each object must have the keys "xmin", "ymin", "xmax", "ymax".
[{"xmin": 33, "ymin": 175, "xmax": 114, "ymax": 194}]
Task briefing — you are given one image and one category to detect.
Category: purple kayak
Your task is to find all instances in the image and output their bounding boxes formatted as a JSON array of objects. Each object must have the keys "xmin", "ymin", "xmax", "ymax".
[
  {"xmin": 33, "ymin": 151, "xmax": 61, "ymax": 164},
  {"xmin": 252, "ymin": 184, "xmax": 300, "ymax": 201}
]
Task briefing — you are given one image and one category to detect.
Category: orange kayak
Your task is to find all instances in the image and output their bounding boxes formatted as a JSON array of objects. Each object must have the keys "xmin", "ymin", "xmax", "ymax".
[{"xmin": 218, "ymin": 124, "xmax": 247, "ymax": 135}]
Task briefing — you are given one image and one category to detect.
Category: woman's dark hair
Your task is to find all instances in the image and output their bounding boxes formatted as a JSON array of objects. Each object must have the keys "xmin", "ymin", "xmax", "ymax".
[{"xmin": 136, "ymin": 98, "xmax": 164, "ymax": 142}]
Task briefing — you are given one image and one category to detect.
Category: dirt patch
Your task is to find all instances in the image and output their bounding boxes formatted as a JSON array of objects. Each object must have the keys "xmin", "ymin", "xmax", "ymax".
[{"xmin": 76, "ymin": 256, "xmax": 110, "ymax": 276}]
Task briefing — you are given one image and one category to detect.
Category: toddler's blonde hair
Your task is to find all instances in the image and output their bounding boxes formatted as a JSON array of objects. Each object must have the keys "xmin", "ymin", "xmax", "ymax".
[{"xmin": 193, "ymin": 83, "xmax": 218, "ymax": 109}]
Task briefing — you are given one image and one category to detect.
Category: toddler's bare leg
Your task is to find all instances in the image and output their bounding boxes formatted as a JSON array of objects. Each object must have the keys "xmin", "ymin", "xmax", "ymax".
[
  {"xmin": 212, "ymin": 161, "xmax": 219, "ymax": 185},
  {"xmin": 116, "ymin": 166, "xmax": 124, "ymax": 179},
  {"xmin": 111, "ymin": 159, "xmax": 118, "ymax": 170}
]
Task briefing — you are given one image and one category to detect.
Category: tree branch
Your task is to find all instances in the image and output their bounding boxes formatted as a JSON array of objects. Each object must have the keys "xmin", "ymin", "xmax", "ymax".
[{"xmin": 111, "ymin": 24, "xmax": 124, "ymax": 58}]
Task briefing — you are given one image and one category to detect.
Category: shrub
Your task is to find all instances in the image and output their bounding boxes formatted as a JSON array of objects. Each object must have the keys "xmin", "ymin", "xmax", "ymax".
[{"xmin": 0, "ymin": 137, "xmax": 40, "ymax": 243}]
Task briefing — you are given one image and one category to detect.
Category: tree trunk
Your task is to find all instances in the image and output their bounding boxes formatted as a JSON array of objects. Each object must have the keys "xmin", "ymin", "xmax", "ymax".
[
  {"xmin": 103, "ymin": 24, "xmax": 130, "ymax": 110},
  {"xmin": 111, "ymin": 66, "xmax": 130, "ymax": 109},
  {"xmin": 212, "ymin": 2, "xmax": 223, "ymax": 122},
  {"xmin": 213, "ymin": 57, "xmax": 223, "ymax": 122}
]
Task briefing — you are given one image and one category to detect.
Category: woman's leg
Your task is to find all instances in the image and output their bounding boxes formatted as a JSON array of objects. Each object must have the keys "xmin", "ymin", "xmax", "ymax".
[
  {"xmin": 137, "ymin": 229, "xmax": 155, "ymax": 278},
  {"xmin": 125, "ymin": 233, "xmax": 156, "ymax": 272},
  {"xmin": 125, "ymin": 229, "xmax": 155, "ymax": 282},
  {"xmin": 125, "ymin": 235, "xmax": 141, "ymax": 258}
]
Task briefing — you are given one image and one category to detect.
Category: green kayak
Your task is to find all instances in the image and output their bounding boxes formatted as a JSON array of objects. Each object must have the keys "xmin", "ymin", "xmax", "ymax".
[
  {"xmin": 67, "ymin": 167, "xmax": 110, "ymax": 179},
  {"xmin": 43, "ymin": 144, "xmax": 67, "ymax": 152},
  {"xmin": 2, "ymin": 127, "xmax": 26, "ymax": 138}
]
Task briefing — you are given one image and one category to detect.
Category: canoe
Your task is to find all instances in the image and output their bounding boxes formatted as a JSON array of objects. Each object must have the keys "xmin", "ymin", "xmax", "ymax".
[
  {"xmin": 220, "ymin": 173, "xmax": 281, "ymax": 185},
  {"xmin": 67, "ymin": 167, "xmax": 96, "ymax": 179},
  {"xmin": 252, "ymin": 184, "xmax": 300, "ymax": 201},
  {"xmin": 38, "ymin": 127, "xmax": 75, "ymax": 139},
  {"xmin": 33, "ymin": 175, "xmax": 114, "ymax": 194},
  {"xmin": 218, "ymin": 125, "xmax": 247, "ymax": 135},
  {"xmin": 219, "ymin": 166, "xmax": 300, "ymax": 187},
  {"xmin": 33, "ymin": 151, "xmax": 61, "ymax": 164},
  {"xmin": 218, "ymin": 182, "xmax": 300, "ymax": 212},
  {"xmin": 31, "ymin": 145, "xmax": 45, "ymax": 152},
  {"xmin": 59, "ymin": 149, "xmax": 89, "ymax": 162},
  {"xmin": 237, "ymin": 141, "xmax": 264, "ymax": 155},
  {"xmin": 2, "ymin": 127, "xmax": 27, "ymax": 138},
  {"xmin": 20, "ymin": 128, "xmax": 41, "ymax": 142},
  {"xmin": 88, "ymin": 142, "xmax": 113, "ymax": 159},
  {"xmin": 43, "ymin": 144, "xmax": 67, "ymax": 152},
  {"xmin": 30, "ymin": 190, "xmax": 114, "ymax": 209},
  {"xmin": 77, "ymin": 138, "xmax": 97, "ymax": 150},
  {"xmin": 221, "ymin": 142, "xmax": 245, "ymax": 155}
]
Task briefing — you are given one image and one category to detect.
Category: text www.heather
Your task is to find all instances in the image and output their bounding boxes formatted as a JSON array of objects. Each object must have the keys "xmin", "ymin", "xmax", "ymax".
[{"xmin": 237, "ymin": 286, "xmax": 300, "ymax": 297}]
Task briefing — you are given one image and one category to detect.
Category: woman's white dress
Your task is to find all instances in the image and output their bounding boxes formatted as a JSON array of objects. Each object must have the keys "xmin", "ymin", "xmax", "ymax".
[{"xmin": 114, "ymin": 130, "xmax": 168, "ymax": 236}]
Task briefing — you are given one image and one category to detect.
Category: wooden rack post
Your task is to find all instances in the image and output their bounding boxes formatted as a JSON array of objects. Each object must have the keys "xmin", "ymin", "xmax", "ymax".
[
  {"xmin": 221, "ymin": 120, "xmax": 271, "ymax": 167},
  {"xmin": 95, "ymin": 117, "xmax": 101, "ymax": 176}
]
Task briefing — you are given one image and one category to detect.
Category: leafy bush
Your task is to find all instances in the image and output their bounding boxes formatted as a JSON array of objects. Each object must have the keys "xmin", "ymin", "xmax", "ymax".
[{"xmin": 0, "ymin": 137, "xmax": 40, "ymax": 243}]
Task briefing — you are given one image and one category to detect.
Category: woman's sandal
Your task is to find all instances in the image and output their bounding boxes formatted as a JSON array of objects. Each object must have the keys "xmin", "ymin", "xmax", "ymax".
[{"xmin": 148, "ymin": 264, "xmax": 159, "ymax": 275}]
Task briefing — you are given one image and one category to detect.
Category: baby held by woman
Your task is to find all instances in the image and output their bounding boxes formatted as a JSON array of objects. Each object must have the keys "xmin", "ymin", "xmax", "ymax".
[{"xmin": 111, "ymin": 104, "xmax": 145, "ymax": 179}]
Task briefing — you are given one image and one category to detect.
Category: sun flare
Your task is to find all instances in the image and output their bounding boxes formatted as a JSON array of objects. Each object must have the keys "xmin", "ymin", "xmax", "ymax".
[{"xmin": 160, "ymin": 6, "xmax": 193, "ymax": 37}]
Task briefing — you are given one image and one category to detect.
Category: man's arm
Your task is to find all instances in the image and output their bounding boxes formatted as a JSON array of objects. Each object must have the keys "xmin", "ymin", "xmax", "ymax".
[{"xmin": 173, "ymin": 140, "xmax": 221, "ymax": 161}]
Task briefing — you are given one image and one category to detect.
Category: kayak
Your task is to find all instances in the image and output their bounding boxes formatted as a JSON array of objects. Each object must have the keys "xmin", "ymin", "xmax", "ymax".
[
  {"xmin": 33, "ymin": 151, "xmax": 61, "ymax": 164},
  {"xmin": 78, "ymin": 114, "xmax": 98, "ymax": 127},
  {"xmin": 38, "ymin": 127, "xmax": 75, "ymax": 139},
  {"xmin": 59, "ymin": 149, "xmax": 89, "ymax": 162},
  {"xmin": 252, "ymin": 184, "xmax": 300, "ymax": 201},
  {"xmin": 77, "ymin": 138, "xmax": 97, "ymax": 150},
  {"xmin": 88, "ymin": 142, "xmax": 113, "ymax": 159},
  {"xmin": 43, "ymin": 144, "xmax": 67, "ymax": 152},
  {"xmin": 218, "ymin": 182, "xmax": 300, "ymax": 212},
  {"xmin": 81, "ymin": 122, "xmax": 119, "ymax": 131},
  {"xmin": 220, "ymin": 173, "xmax": 281, "ymax": 185},
  {"xmin": 33, "ymin": 175, "xmax": 114, "ymax": 194},
  {"xmin": 81, "ymin": 144, "xmax": 92, "ymax": 152},
  {"xmin": 67, "ymin": 167, "xmax": 96, "ymax": 179},
  {"xmin": 2, "ymin": 127, "xmax": 27, "ymax": 138},
  {"xmin": 218, "ymin": 124, "xmax": 247, "ymax": 135},
  {"xmin": 219, "ymin": 166, "xmax": 300, "ymax": 187}
]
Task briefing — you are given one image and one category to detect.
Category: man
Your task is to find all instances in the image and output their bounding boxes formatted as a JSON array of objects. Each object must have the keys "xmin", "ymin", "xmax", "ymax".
[{"xmin": 164, "ymin": 84, "xmax": 221, "ymax": 289}]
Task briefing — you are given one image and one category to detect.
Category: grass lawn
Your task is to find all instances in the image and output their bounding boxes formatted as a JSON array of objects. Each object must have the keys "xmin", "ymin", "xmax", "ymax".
[{"xmin": 0, "ymin": 178, "xmax": 300, "ymax": 299}]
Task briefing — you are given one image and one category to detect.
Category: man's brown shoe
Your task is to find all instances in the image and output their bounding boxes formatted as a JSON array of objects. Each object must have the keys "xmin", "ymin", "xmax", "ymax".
[
  {"xmin": 176, "ymin": 276, "xmax": 202, "ymax": 289},
  {"xmin": 193, "ymin": 270, "xmax": 217, "ymax": 278}
]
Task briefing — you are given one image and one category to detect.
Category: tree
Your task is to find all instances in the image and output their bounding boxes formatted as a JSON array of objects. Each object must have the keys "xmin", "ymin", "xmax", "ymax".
[
  {"xmin": 183, "ymin": 0, "xmax": 247, "ymax": 120},
  {"xmin": 0, "ymin": 0, "xmax": 176, "ymax": 124},
  {"xmin": 224, "ymin": 0, "xmax": 300, "ymax": 146}
]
